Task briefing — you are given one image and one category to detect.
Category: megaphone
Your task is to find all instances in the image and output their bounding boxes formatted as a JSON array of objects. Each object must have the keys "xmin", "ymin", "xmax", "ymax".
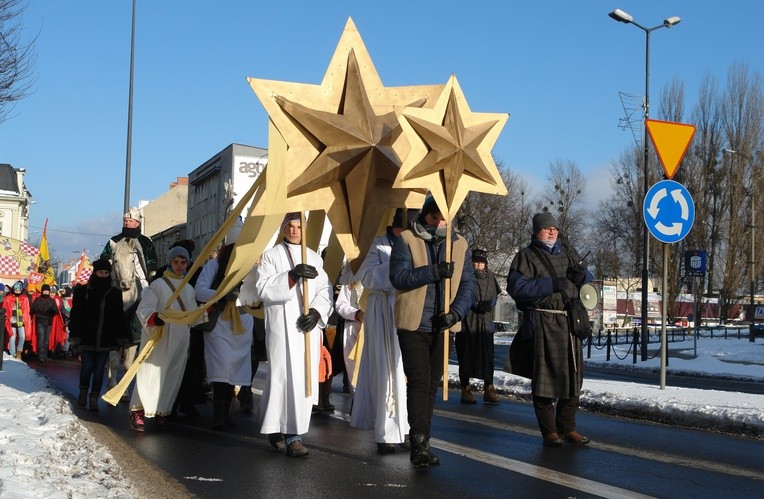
[{"xmin": 579, "ymin": 283, "xmax": 599, "ymax": 310}]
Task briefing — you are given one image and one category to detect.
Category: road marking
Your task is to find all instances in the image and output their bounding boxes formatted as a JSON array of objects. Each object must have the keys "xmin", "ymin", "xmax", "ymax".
[
  {"xmin": 434, "ymin": 409, "xmax": 762, "ymax": 481},
  {"xmin": 430, "ymin": 438, "xmax": 656, "ymax": 499}
]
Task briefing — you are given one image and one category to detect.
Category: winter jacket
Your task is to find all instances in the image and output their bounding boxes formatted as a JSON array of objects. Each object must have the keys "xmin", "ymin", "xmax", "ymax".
[
  {"xmin": 389, "ymin": 228, "xmax": 474, "ymax": 332},
  {"xmin": 68, "ymin": 282, "xmax": 130, "ymax": 352},
  {"xmin": 30, "ymin": 295, "xmax": 59, "ymax": 326},
  {"xmin": 507, "ymin": 238, "xmax": 593, "ymax": 399}
]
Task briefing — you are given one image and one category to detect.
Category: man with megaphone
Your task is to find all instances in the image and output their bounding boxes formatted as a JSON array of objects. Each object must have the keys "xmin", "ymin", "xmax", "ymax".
[{"xmin": 507, "ymin": 212, "xmax": 593, "ymax": 448}]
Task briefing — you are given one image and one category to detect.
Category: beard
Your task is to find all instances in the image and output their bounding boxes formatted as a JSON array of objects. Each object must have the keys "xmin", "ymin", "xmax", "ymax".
[{"xmin": 122, "ymin": 226, "xmax": 141, "ymax": 238}]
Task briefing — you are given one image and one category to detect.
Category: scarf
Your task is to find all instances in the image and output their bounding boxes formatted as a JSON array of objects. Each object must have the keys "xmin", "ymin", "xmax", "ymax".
[{"xmin": 163, "ymin": 268, "xmax": 185, "ymax": 279}]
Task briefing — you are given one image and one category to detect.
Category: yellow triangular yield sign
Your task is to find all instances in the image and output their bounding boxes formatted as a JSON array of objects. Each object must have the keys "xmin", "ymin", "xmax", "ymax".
[{"xmin": 645, "ymin": 119, "xmax": 696, "ymax": 179}]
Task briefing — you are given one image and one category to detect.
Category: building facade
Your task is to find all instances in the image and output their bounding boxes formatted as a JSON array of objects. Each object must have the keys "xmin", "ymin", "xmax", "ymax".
[{"xmin": 0, "ymin": 164, "xmax": 33, "ymax": 242}]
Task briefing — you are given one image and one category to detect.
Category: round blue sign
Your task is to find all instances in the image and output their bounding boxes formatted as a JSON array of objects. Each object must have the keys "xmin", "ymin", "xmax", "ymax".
[{"xmin": 643, "ymin": 180, "xmax": 695, "ymax": 243}]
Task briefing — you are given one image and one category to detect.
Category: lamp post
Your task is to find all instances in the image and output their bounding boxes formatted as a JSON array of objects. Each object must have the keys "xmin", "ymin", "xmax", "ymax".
[
  {"xmin": 609, "ymin": 8, "xmax": 681, "ymax": 360},
  {"xmin": 724, "ymin": 148, "xmax": 757, "ymax": 342},
  {"xmin": 124, "ymin": 0, "xmax": 137, "ymax": 214}
]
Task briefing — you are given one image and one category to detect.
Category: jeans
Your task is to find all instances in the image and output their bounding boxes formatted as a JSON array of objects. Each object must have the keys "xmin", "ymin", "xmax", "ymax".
[
  {"xmin": 80, "ymin": 351, "xmax": 110, "ymax": 394},
  {"xmin": 397, "ymin": 329, "xmax": 444, "ymax": 438},
  {"xmin": 9, "ymin": 326, "xmax": 25, "ymax": 356},
  {"xmin": 36, "ymin": 323, "xmax": 51, "ymax": 360}
]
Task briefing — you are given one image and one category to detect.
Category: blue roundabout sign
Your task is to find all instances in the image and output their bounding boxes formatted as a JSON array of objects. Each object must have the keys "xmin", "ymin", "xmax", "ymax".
[{"xmin": 643, "ymin": 179, "xmax": 695, "ymax": 244}]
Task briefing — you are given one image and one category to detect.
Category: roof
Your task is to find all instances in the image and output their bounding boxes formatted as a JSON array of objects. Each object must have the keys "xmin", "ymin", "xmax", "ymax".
[{"xmin": 0, "ymin": 164, "xmax": 20, "ymax": 194}]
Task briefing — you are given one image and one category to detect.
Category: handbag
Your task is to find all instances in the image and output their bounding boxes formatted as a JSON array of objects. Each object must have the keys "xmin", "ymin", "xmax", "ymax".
[{"xmin": 531, "ymin": 246, "xmax": 592, "ymax": 340}]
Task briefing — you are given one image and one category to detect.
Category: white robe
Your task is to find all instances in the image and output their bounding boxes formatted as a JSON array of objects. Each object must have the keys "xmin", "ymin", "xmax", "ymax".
[
  {"xmin": 349, "ymin": 233, "xmax": 410, "ymax": 443},
  {"xmin": 242, "ymin": 241, "xmax": 332, "ymax": 436},
  {"xmin": 129, "ymin": 274, "xmax": 195, "ymax": 417},
  {"xmin": 194, "ymin": 259, "xmax": 254, "ymax": 386},
  {"xmin": 334, "ymin": 283, "xmax": 362, "ymax": 395}
]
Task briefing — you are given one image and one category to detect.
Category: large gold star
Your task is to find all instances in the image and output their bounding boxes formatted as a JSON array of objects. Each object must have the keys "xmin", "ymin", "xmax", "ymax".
[
  {"xmin": 395, "ymin": 74, "xmax": 508, "ymax": 219},
  {"xmin": 248, "ymin": 18, "xmax": 439, "ymax": 270}
]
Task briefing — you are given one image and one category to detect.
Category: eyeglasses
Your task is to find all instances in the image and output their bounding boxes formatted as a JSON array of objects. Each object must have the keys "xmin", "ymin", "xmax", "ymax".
[{"xmin": 541, "ymin": 227, "xmax": 559, "ymax": 233}]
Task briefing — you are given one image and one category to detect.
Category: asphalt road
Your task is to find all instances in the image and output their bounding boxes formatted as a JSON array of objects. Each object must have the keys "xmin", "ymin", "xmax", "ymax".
[{"xmin": 33, "ymin": 357, "xmax": 763, "ymax": 498}]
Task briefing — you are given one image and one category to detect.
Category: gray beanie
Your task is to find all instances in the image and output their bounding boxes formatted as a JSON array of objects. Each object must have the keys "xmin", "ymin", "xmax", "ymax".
[
  {"xmin": 166, "ymin": 246, "xmax": 189, "ymax": 263},
  {"xmin": 532, "ymin": 212, "xmax": 559, "ymax": 233}
]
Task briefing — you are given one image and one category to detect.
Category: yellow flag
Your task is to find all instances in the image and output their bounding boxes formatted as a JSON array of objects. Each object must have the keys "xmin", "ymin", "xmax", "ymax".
[{"xmin": 34, "ymin": 220, "xmax": 57, "ymax": 291}]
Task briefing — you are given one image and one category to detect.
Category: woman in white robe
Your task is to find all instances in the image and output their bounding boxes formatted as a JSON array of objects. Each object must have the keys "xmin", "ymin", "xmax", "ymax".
[
  {"xmin": 350, "ymin": 228, "xmax": 410, "ymax": 453},
  {"xmin": 241, "ymin": 214, "xmax": 332, "ymax": 457},
  {"xmin": 195, "ymin": 232, "xmax": 254, "ymax": 429},
  {"xmin": 129, "ymin": 246, "xmax": 196, "ymax": 430}
]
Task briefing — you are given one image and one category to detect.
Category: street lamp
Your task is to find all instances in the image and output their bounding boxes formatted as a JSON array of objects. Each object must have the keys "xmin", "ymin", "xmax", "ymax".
[
  {"xmin": 724, "ymin": 148, "xmax": 757, "ymax": 342},
  {"xmin": 609, "ymin": 8, "xmax": 681, "ymax": 361}
]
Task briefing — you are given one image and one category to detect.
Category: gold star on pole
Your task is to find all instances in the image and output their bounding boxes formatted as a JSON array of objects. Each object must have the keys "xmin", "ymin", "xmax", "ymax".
[
  {"xmin": 248, "ymin": 18, "xmax": 439, "ymax": 270},
  {"xmin": 395, "ymin": 74, "xmax": 508, "ymax": 220}
]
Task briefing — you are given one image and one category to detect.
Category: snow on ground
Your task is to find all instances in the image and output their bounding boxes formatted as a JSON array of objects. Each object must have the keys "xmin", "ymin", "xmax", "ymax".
[{"xmin": 0, "ymin": 334, "xmax": 762, "ymax": 497}]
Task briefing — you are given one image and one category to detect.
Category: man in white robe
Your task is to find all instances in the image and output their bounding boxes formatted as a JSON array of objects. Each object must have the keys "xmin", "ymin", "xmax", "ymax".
[
  {"xmin": 349, "ymin": 210, "xmax": 412, "ymax": 453},
  {"xmin": 241, "ymin": 213, "xmax": 332, "ymax": 458},
  {"xmin": 129, "ymin": 246, "xmax": 196, "ymax": 431}
]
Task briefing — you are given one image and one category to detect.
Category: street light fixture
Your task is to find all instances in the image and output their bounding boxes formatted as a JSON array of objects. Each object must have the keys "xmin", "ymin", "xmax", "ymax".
[{"xmin": 609, "ymin": 8, "xmax": 681, "ymax": 361}]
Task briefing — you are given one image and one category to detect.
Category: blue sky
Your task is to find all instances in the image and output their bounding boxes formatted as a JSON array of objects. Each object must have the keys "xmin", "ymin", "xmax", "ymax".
[{"xmin": 1, "ymin": 1, "xmax": 762, "ymax": 262}]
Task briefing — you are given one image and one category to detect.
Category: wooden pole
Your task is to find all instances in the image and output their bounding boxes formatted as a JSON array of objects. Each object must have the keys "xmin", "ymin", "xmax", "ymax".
[
  {"xmin": 442, "ymin": 223, "xmax": 452, "ymax": 401},
  {"xmin": 300, "ymin": 212, "xmax": 312, "ymax": 397}
]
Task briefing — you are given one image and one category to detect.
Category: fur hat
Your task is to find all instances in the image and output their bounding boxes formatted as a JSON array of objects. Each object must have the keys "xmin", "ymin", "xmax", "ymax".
[
  {"xmin": 472, "ymin": 249, "xmax": 488, "ymax": 265},
  {"xmin": 224, "ymin": 217, "xmax": 244, "ymax": 245},
  {"xmin": 532, "ymin": 212, "xmax": 559, "ymax": 233},
  {"xmin": 92, "ymin": 258, "xmax": 112, "ymax": 272},
  {"xmin": 124, "ymin": 207, "xmax": 141, "ymax": 222},
  {"xmin": 167, "ymin": 246, "xmax": 189, "ymax": 263}
]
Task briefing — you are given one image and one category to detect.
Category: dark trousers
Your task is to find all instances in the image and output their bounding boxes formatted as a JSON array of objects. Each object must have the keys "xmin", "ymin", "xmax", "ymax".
[
  {"xmin": 533, "ymin": 395, "xmax": 579, "ymax": 436},
  {"xmin": 175, "ymin": 328, "xmax": 206, "ymax": 409},
  {"xmin": 80, "ymin": 351, "xmax": 110, "ymax": 394},
  {"xmin": 397, "ymin": 329, "xmax": 444, "ymax": 438},
  {"xmin": 36, "ymin": 322, "xmax": 51, "ymax": 359}
]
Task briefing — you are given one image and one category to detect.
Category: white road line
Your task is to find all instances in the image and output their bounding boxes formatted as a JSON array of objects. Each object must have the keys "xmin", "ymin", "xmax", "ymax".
[
  {"xmin": 430, "ymin": 438, "xmax": 656, "ymax": 499},
  {"xmin": 434, "ymin": 409, "xmax": 762, "ymax": 480}
]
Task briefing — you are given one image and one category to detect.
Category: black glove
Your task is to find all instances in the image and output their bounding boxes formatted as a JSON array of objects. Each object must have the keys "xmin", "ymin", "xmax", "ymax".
[
  {"xmin": 296, "ymin": 308, "xmax": 321, "ymax": 332},
  {"xmin": 433, "ymin": 311, "xmax": 459, "ymax": 330},
  {"xmin": 566, "ymin": 265, "xmax": 587, "ymax": 286},
  {"xmin": 436, "ymin": 261, "xmax": 454, "ymax": 279},
  {"xmin": 552, "ymin": 277, "xmax": 570, "ymax": 293},
  {"xmin": 289, "ymin": 264, "xmax": 318, "ymax": 281},
  {"xmin": 151, "ymin": 313, "xmax": 165, "ymax": 326},
  {"xmin": 476, "ymin": 301, "xmax": 492, "ymax": 314}
]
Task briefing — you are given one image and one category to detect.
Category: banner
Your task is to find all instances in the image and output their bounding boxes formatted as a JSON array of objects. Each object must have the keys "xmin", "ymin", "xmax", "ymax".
[
  {"xmin": 0, "ymin": 236, "xmax": 39, "ymax": 283},
  {"xmin": 33, "ymin": 220, "xmax": 57, "ymax": 292},
  {"xmin": 72, "ymin": 249, "xmax": 93, "ymax": 286}
]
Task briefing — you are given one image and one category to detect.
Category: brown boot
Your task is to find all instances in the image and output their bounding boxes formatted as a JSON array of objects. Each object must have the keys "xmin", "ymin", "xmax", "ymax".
[
  {"xmin": 483, "ymin": 384, "xmax": 500, "ymax": 405},
  {"xmin": 15, "ymin": 351, "xmax": 22, "ymax": 359},
  {"xmin": 318, "ymin": 381, "xmax": 335, "ymax": 412},
  {"xmin": 563, "ymin": 431, "xmax": 590, "ymax": 446},
  {"xmin": 460, "ymin": 385, "xmax": 477, "ymax": 404}
]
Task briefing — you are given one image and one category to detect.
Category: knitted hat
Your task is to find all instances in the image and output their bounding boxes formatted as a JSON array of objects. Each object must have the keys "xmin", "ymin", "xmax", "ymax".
[
  {"xmin": 421, "ymin": 194, "xmax": 440, "ymax": 217},
  {"xmin": 41, "ymin": 284, "xmax": 50, "ymax": 293},
  {"xmin": 167, "ymin": 246, "xmax": 189, "ymax": 263},
  {"xmin": 472, "ymin": 249, "xmax": 488, "ymax": 264},
  {"xmin": 532, "ymin": 212, "xmax": 559, "ymax": 233},
  {"xmin": 92, "ymin": 258, "xmax": 112, "ymax": 272},
  {"xmin": 171, "ymin": 239, "xmax": 195, "ymax": 256},
  {"xmin": 281, "ymin": 212, "xmax": 301, "ymax": 234}
]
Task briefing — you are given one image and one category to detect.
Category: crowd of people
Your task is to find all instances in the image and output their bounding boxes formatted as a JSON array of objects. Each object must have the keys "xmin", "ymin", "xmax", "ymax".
[{"xmin": 3, "ymin": 200, "xmax": 594, "ymax": 469}]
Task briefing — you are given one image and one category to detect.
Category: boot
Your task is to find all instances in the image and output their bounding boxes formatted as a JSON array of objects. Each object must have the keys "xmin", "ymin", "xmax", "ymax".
[
  {"xmin": 88, "ymin": 393, "xmax": 100, "ymax": 412},
  {"xmin": 460, "ymin": 385, "xmax": 477, "ymax": 404},
  {"xmin": 224, "ymin": 393, "xmax": 235, "ymax": 427},
  {"xmin": 77, "ymin": 387, "xmax": 88, "ymax": 407},
  {"xmin": 483, "ymin": 384, "xmax": 500, "ymax": 405},
  {"xmin": 318, "ymin": 380, "xmax": 335, "ymax": 412},
  {"xmin": 424, "ymin": 436, "xmax": 440, "ymax": 466},
  {"xmin": 14, "ymin": 351, "xmax": 22, "ymax": 359},
  {"xmin": 237, "ymin": 386, "xmax": 254, "ymax": 415},
  {"xmin": 409, "ymin": 433, "xmax": 430, "ymax": 469},
  {"xmin": 212, "ymin": 396, "xmax": 227, "ymax": 430}
]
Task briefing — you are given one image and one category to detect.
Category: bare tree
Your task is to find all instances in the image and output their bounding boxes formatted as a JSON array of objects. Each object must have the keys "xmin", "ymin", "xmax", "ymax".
[
  {"xmin": 456, "ymin": 165, "xmax": 530, "ymax": 282},
  {"xmin": 542, "ymin": 159, "xmax": 587, "ymax": 247},
  {"xmin": 0, "ymin": 0, "xmax": 36, "ymax": 124}
]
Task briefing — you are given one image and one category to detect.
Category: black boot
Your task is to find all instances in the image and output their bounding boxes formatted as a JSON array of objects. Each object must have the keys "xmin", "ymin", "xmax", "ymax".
[
  {"xmin": 409, "ymin": 433, "xmax": 430, "ymax": 469},
  {"xmin": 424, "ymin": 436, "xmax": 440, "ymax": 465},
  {"xmin": 224, "ymin": 391, "xmax": 235, "ymax": 427},
  {"xmin": 318, "ymin": 380, "xmax": 335, "ymax": 412},
  {"xmin": 237, "ymin": 386, "xmax": 254, "ymax": 415},
  {"xmin": 212, "ymin": 396, "xmax": 227, "ymax": 429}
]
